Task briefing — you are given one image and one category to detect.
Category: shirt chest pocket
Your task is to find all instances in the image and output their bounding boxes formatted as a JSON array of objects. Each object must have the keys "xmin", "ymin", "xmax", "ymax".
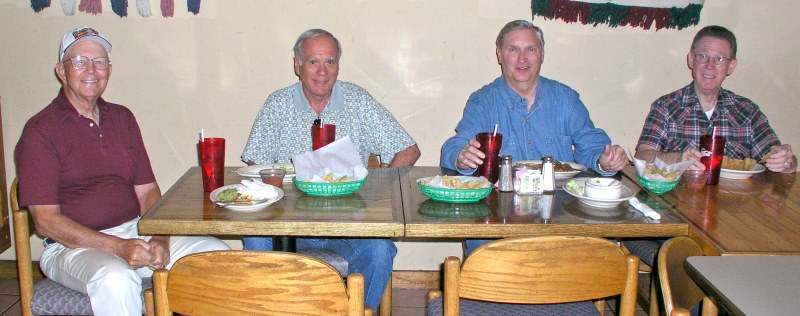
[{"xmin": 544, "ymin": 134, "xmax": 572, "ymax": 145}]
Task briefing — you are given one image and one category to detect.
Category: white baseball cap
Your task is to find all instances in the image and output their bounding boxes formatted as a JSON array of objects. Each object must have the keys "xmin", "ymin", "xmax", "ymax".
[{"xmin": 59, "ymin": 27, "xmax": 112, "ymax": 61}]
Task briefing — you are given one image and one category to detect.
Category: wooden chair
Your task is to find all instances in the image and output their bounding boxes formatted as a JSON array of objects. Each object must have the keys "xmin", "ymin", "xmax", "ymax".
[
  {"xmin": 296, "ymin": 249, "xmax": 391, "ymax": 316},
  {"xmin": 621, "ymin": 238, "xmax": 663, "ymax": 316},
  {"xmin": 149, "ymin": 250, "xmax": 368, "ymax": 316},
  {"xmin": 658, "ymin": 237, "xmax": 718, "ymax": 316},
  {"xmin": 367, "ymin": 154, "xmax": 389, "ymax": 168},
  {"xmin": 427, "ymin": 236, "xmax": 639, "ymax": 316},
  {"xmin": 11, "ymin": 177, "xmax": 154, "ymax": 316}
]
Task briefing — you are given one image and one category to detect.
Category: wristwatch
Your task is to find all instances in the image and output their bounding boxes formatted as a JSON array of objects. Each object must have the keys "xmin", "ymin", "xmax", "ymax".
[{"xmin": 596, "ymin": 159, "xmax": 608, "ymax": 173}]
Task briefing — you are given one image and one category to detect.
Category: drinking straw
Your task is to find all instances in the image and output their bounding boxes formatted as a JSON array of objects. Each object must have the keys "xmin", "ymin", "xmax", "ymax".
[
  {"xmin": 200, "ymin": 128, "xmax": 205, "ymax": 142},
  {"xmin": 712, "ymin": 126, "xmax": 717, "ymax": 138},
  {"xmin": 492, "ymin": 124, "xmax": 498, "ymax": 137}
]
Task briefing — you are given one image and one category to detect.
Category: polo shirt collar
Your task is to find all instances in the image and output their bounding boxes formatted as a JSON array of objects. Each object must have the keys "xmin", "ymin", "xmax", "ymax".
[
  {"xmin": 291, "ymin": 81, "xmax": 344, "ymax": 113},
  {"xmin": 54, "ymin": 88, "xmax": 108, "ymax": 121}
]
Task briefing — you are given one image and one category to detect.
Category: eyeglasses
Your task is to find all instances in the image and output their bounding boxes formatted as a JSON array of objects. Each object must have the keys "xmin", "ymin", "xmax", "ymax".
[
  {"xmin": 63, "ymin": 55, "xmax": 111, "ymax": 70},
  {"xmin": 693, "ymin": 53, "xmax": 733, "ymax": 66}
]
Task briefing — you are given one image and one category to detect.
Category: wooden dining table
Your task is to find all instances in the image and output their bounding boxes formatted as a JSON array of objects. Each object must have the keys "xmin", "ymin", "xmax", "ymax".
[
  {"xmin": 140, "ymin": 166, "xmax": 689, "ymax": 242},
  {"xmin": 620, "ymin": 167, "xmax": 800, "ymax": 255},
  {"xmin": 400, "ymin": 166, "xmax": 689, "ymax": 239},
  {"xmin": 138, "ymin": 167, "xmax": 405, "ymax": 238}
]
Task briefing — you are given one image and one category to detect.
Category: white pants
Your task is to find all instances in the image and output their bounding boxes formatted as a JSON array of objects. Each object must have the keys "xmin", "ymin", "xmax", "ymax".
[{"xmin": 39, "ymin": 217, "xmax": 230, "ymax": 316}]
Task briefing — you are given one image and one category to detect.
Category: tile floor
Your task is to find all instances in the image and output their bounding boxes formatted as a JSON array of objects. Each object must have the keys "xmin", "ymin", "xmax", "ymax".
[
  {"xmin": 0, "ymin": 278, "xmax": 21, "ymax": 316},
  {"xmin": 0, "ymin": 277, "xmax": 647, "ymax": 316}
]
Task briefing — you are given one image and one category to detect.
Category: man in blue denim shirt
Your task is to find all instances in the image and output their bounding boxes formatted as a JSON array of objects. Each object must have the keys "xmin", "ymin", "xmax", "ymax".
[
  {"xmin": 441, "ymin": 20, "xmax": 628, "ymax": 254},
  {"xmin": 442, "ymin": 20, "xmax": 627, "ymax": 178}
]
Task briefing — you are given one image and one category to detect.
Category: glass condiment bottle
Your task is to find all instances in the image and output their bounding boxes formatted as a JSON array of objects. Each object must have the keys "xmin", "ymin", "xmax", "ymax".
[
  {"xmin": 497, "ymin": 155, "xmax": 514, "ymax": 192},
  {"xmin": 541, "ymin": 156, "xmax": 556, "ymax": 193}
]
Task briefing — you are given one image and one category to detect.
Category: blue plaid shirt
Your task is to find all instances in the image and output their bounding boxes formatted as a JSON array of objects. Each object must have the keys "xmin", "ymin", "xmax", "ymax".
[{"xmin": 637, "ymin": 83, "xmax": 781, "ymax": 160}]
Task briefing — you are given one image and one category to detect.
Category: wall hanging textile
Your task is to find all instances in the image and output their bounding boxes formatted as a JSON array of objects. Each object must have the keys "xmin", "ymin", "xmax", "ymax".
[
  {"xmin": 532, "ymin": 0, "xmax": 704, "ymax": 30},
  {"xmin": 30, "ymin": 0, "xmax": 200, "ymax": 17}
]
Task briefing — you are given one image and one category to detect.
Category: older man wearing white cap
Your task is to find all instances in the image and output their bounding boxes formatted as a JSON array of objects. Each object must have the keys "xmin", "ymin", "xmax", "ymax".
[{"xmin": 14, "ymin": 27, "xmax": 229, "ymax": 315}]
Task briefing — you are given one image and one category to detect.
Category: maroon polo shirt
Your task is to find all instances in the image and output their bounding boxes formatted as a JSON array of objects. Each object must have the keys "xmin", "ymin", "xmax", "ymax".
[{"xmin": 14, "ymin": 89, "xmax": 156, "ymax": 231}]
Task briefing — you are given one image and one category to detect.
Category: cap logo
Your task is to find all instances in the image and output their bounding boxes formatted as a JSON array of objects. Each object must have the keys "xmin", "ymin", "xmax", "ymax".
[{"xmin": 72, "ymin": 27, "xmax": 101, "ymax": 40}]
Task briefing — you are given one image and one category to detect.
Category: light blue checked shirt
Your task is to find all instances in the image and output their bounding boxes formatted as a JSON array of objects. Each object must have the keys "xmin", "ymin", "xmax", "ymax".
[{"xmin": 242, "ymin": 81, "xmax": 416, "ymax": 165}]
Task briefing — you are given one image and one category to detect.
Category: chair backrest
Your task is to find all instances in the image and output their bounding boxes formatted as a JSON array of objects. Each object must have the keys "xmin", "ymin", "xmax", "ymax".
[
  {"xmin": 12, "ymin": 177, "xmax": 152, "ymax": 316},
  {"xmin": 11, "ymin": 177, "xmax": 36, "ymax": 316},
  {"xmin": 658, "ymin": 237, "xmax": 717, "ymax": 316},
  {"xmin": 443, "ymin": 236, "xmax": 639, "ymax": 316},
  {"xmin": 153, "ymin": 250, "xmax": 365, "ymax": 316},
  {"xmin": 367, "ymin": 154, "xmax": 389, "ymax": 168}
]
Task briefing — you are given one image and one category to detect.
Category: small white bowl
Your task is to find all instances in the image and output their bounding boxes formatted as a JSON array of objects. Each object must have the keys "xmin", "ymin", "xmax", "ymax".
[{"xmin": 584, "ymin": 178, "xmax": 622, "ymax": 200}]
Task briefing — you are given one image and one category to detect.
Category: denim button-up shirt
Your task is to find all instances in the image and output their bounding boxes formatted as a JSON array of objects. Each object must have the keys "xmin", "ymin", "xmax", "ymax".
[{"xmin": 440, "ymin": 76, "xmax": 613, "ymax": 175}]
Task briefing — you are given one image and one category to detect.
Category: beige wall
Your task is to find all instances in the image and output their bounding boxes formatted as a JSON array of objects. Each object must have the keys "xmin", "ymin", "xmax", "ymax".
[{"xmin": 1, "ymin": 1, "xmax": 798, "ymax": 267}]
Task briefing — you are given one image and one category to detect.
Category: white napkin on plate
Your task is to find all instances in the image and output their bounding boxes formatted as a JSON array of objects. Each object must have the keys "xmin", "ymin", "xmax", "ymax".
[
  {"xmin": 292, "ymin": 136, "xmax": 368, "ymax": 182},
  {"xmin": 238, "ymin": 179, "xmax": 279, "ymax": 200}
]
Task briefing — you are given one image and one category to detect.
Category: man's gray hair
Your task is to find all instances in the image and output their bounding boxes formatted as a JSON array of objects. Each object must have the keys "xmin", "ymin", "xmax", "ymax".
[
  {"xmin": 495, "ymin": 20, "xmax": 545, "ymax": 49},
  {"xmin": 691, "ymin": 25, "xmax": 737, "ymax": 59},
  {"xmin": 293, "ymin": 29, "xmax": 342, "ymax": 63}
]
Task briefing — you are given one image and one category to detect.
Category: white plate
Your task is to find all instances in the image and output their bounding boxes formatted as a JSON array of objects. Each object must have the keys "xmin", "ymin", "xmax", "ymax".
[
  {"xmin": 720, "ymin": 164, "xmax": 766, "ymax": 180},
  {"xmin": 209, "ymin": 184, "xmax": 284, "ymax": 212},
  {"xmin": 236, "ymin": 164, "xmax": 296, "ymax": 182},
  {"xmin": 563, "ymin": 177, "xmax": 634, "ymax": 209},
  {"xmin": 514, "ymin": 160, "xmax": 586, "ymax": 180}
]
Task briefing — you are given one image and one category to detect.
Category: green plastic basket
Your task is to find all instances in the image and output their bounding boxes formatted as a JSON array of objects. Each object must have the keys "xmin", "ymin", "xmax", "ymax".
[
  {"xmin": 637, "ymin": 174, "xmax": 680, "ymax": 195},
  {"xmin": 417, "ymin": 182, "xmax": 492, "ymax": 203},
  {"xmin": 418, "ymin": 200, "xmax": 491, "ymax": 217},
  {"xmin": 293, "ymin": 177, "xmax": 366, "ymax": 196}
]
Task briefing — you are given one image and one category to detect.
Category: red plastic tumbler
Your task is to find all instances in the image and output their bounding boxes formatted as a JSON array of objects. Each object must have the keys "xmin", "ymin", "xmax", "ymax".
[
  {"xmin": 699, "ymin": 135, "xmax": 725, "ymax": 185},
  {"xmin": 475, "ymin": 132, "xmax": 503, "ymax": 184},
  {"xmin": 311, "ymin": 123, "xmax": 336, "ymax": 150},
  {"xmin": 199, "ymin": 137, "xmax": 225, "ymax": 192}
]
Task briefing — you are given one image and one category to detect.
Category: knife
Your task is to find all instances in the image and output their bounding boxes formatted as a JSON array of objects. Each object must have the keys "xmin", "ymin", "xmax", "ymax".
[{"xmin": 628, "ymin": 197, "xmax": 661, "ymax": 220}]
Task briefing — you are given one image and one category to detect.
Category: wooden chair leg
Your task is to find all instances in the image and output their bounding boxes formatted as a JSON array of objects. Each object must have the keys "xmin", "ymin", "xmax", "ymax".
[
  {"xmin": 649, "ymin": 273, "xmax": 659, "ymax": 316},
  {"xmin": 701, "ymin": 297, "xmax": 718, "ymax": 316},
  {"xmin": 379, "ymin": 273, "xmax": 392, "ymax": 316},
  {"xmin": 143, "ymin": 289, "xmax": 155, "ymax": 316}
]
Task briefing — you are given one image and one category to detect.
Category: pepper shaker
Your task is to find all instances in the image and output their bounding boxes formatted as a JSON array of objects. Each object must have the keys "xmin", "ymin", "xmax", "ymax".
[
  {"xmin": 497, "ymin": 155, "xmax": 514, "ymax": 192},
  {"xmin": 541, "ymin": 156, "xmax": 556, "ymax": 193}
]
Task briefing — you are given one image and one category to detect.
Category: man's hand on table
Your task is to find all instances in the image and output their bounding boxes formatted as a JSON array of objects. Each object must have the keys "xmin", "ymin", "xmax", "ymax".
[
  {"xmin": 598, "ymin": 145, "xmax": 628, "ymax": 172},
  {"xmin": 682, "ymin": 148, "xmax": 706, "ymax": 170},
  {"xmin": 456, "ymin": 139, "xmax": 485, "ymax": 170},
  {"xmin": 765, "ymin": 144, "xmax": 795, "ymax": 173}
]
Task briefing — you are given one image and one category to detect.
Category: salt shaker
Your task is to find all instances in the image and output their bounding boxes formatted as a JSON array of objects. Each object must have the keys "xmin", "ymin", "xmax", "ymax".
[
  {"xmin": 541, "ymin": 156, "xmax": 556, "ymax": 193},
  {"xmin": 497, "ymin": 155, "xmax": 514, "ymax": 192}
]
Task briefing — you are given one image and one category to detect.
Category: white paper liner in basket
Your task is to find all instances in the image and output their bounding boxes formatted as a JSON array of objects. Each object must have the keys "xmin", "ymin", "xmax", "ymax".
[{"xmin": 632, "ymin": 157, "xmax": 694, "ymax": 181}]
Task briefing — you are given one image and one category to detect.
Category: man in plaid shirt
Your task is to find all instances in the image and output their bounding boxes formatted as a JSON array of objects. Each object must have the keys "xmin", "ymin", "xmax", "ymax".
[{"xmin": 635, "ymin": 25, "xmax": 795, "ymax": 173}]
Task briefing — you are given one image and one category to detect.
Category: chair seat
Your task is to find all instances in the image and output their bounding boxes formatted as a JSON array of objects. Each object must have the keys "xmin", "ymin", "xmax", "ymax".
[
  {"xmin": 426, "ymin": 296, "xmax": 601, "ymax": 316},
  {"xmin": 623, "ymin": 239, "xmax": 664, "ymax": 266},
  {"xmin": 31, "ymin": 277, "xmax": 153, "ymax": 315},
  {"xmin": 298, "ymin": 248, "xmax": 349, "ymax": 276}
]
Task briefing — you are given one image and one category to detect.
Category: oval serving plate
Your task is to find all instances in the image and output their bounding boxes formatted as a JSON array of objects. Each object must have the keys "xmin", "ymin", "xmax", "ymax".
[
  {"xmin": 563, "ymin": 177, "xmax": 634, "ymax": 209},
  {"xmin": 720, "ymin": 164, "xmax": 766, "ymax": 180},
  {"xmin": 513, "ymin": 160, "xmax": 586, "ymax": 180},
  {"xmin": 209, "ymin": 184, "xmax": 284, "ymax": 212}
]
